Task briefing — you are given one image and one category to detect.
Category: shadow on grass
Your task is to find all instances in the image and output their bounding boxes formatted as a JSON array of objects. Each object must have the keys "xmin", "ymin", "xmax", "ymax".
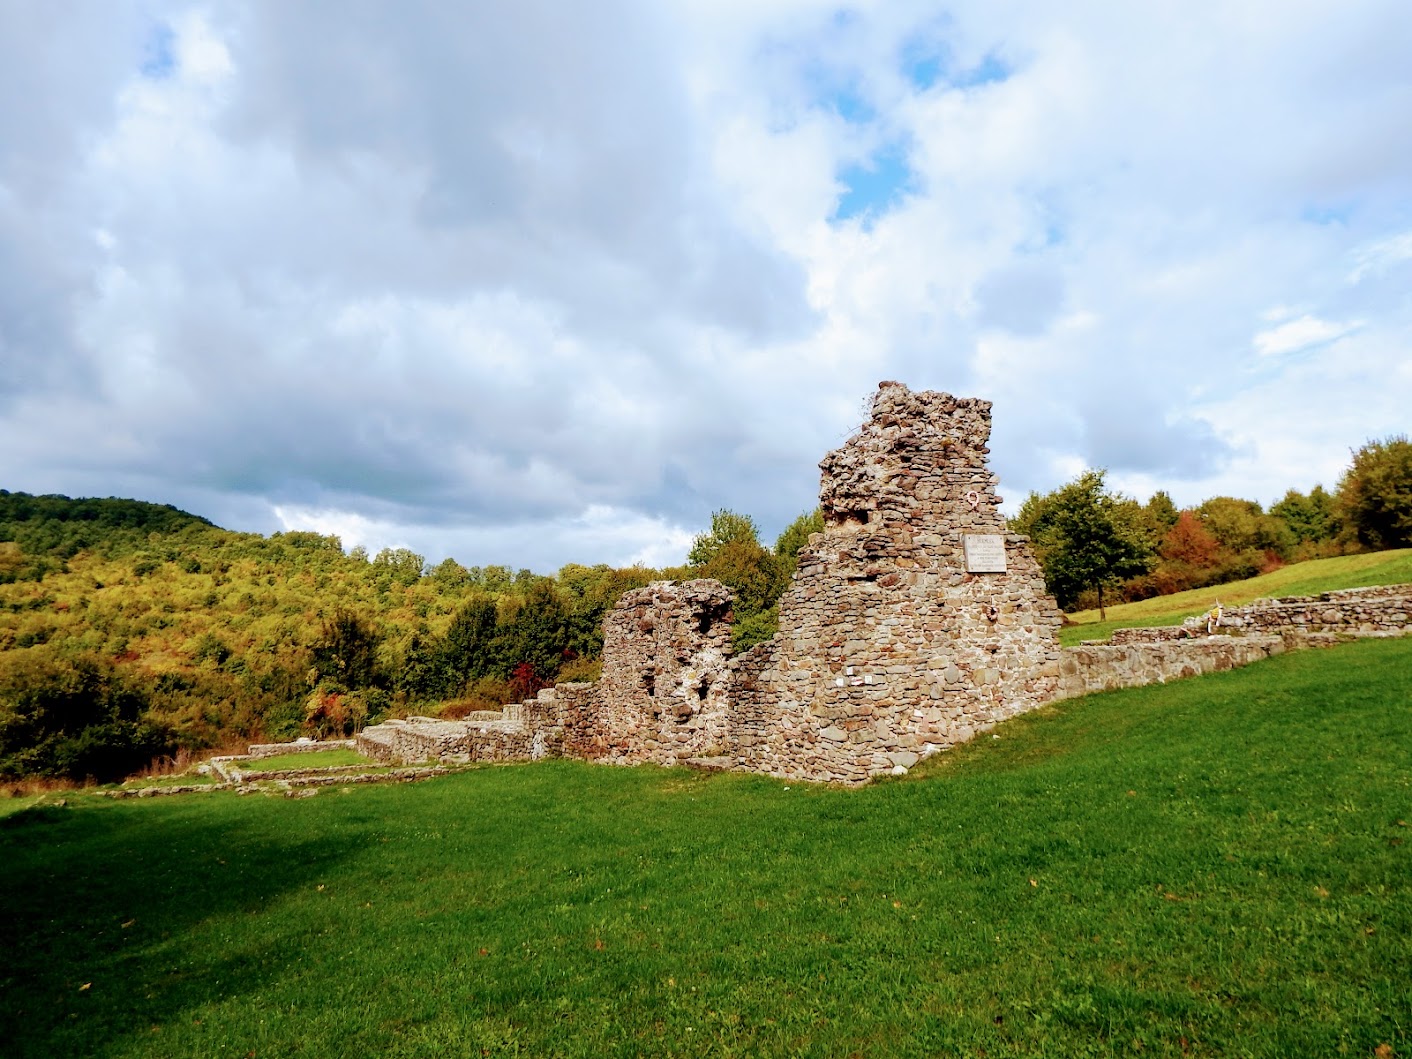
[{"xmin": 0, "ymin": 797, "xmax": 359, "ymax": 1059}]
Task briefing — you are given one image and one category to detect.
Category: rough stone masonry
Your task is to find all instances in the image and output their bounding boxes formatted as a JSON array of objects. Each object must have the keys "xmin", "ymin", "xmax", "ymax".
[
  {"xmin": 357, "ymin": 382, "xmax": 1412, "ymax": 784},
  {"xmin": 723, "ymin": 382, "xmax": 1064, "ymax": 782}
]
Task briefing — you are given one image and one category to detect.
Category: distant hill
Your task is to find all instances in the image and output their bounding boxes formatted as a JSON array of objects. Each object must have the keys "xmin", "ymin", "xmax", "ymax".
[
  {"xmin": 0, "ymin": 490, "xmax": 215, "ymax": 559},
  {"xmin": 0, "ymin": 490, "xmax": 665, "ymax": 781}
]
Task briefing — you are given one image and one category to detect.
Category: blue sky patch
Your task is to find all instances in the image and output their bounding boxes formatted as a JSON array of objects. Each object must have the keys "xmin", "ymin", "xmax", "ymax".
[
  {"xmin": 901, "ymin": 38, "xmax": 1012, "ymax": 93},
  {"xmin": 954, "ymin": 52, "xmax": 1011, "ymax": 89},
  {"xmin": 141, "ymin": 22, "xmax": 176, "ymax": 79},
  {"xmin": 833, "ymin": 141, "xmax": 916, "ymax": 226},
  {"xmin": 900, "ymin": 32, "xmax": 948, "ymax": 91},
  {"xmin": 1301, "ymin": 202, "xmax": 1355, "ymax": 227},
  {"xmin": 825, "ymin": 81, "xmax": 876, "ymax": 125}
]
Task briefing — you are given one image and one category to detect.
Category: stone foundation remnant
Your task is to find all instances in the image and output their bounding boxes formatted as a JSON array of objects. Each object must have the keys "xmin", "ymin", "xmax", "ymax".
[{"xmin": 358, "ymin": 382, "xmax": 1412, "ymax": 784}]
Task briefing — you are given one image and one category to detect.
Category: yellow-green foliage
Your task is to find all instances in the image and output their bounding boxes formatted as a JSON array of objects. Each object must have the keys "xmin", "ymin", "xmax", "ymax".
[{"xmin": 0, "ymin": 495, "xmax": 666, "ymax": 770}]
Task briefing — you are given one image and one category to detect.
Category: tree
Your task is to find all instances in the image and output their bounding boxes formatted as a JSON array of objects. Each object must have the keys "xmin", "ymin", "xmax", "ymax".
[
  {"xmin": 1140, "ymin": 491, "xmax": 1180, "ymax": 548},
  {"xmin": 688, "ymin": 510, "xmax": 765, "ymax": 567},
  {"xmin": 774, "ymin": 508, "xmax": 824, "ymax": 575},
  {"xmin": 0, "ymin": 647, "xmax": 172, "ymax": 781},
  {"xmin": 688, "ymin": 509, "xmax": 786, "ymax": 649},
  {"xmin": 1270, "ymin": 486, "xmax": 1337, "ymax": 546},
  {"xmin": 372, "ymin": 547, "xmax": 426, "ymax": 586},
  {"xmin": 438, "ymin": 595, "xmax": 500, "ymax": 693},
  {"xmin": 1012, "ymin": 470, "xmax": 1153, "ymax": 618},
  {"xmin": 1196, "ymin": 497, "xmax": 1291, "ymax": 558},
  {"xmin": 1160, "ymin": 511, "xmax": 1222, "ymax": 567},
  {"xmin": 1337, "ymin": 436, "xmax": 1412, "ymax": 549},
  {"xmin": 311, "ymin": 608, "xmax": 381, "ymax": 689},
  {"xmin": 495, "ymin": 580, "xmax": 572, "ymax": 686}
]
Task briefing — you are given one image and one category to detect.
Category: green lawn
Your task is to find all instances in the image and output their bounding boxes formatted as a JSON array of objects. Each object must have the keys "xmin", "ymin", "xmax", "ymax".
[
  {"xmin": 2, "ymin": 638, "xmax": 1409, "ymax": 1057},
  {"xmin": 1061, "ymin": 548, "xmax": 1412, "ymax": 645}
]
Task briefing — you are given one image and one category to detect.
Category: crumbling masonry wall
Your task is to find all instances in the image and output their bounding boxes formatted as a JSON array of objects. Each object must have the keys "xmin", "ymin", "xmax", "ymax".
[
  {"xmin": 725, "ymin": 382, "xmax": 1065, "ymax": 783},
  {"xmin": 565, "ymin": 580, "xmax": 735, "ymax": 764},
  {"xmin": 1110, "ymin": 585, "xmax": 1412, "ymax": 644}
]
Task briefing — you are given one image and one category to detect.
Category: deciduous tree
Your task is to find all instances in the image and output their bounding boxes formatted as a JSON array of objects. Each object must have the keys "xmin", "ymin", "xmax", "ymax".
[
  {"xmin": 1337, "ymin": 436, "xmax": 1412, "ymax": 549},
  {"xmin": 1012, "ymin": 470, "xmax": 1153, "ymax": 617}
]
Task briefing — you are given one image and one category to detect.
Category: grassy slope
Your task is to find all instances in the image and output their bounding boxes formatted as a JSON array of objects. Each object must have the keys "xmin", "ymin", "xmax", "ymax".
[
  {"xmin": 2, "ymin": 638, "xmax": 1409, "ymax": 1058},
  {"xmin": 1061, "ymin": 548, "xmax": 1412, "ymax": 645}
]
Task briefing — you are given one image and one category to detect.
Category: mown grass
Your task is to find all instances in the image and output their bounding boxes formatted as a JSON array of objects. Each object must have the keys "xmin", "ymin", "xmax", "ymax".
[
  {"xmin": 1061, "ymin": 548, "xmax": 1412, "ymax": 645},
  {"xmin": 2, "ymin": 638, "xmax": 1409, "ymax": 1058},
  {"xmin": 241, "ymin": 748, "xmax": 371, "ymax": 772}
]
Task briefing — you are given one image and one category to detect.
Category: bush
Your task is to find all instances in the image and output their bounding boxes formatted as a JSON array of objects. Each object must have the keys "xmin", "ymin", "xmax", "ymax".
[{"xmin": 0, "ymin": 647, "xmax": 174, "ymax": 781}]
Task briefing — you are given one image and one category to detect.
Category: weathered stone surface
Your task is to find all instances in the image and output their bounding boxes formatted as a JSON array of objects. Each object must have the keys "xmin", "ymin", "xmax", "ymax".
[
  {"xmin": 726, "ymin": 382, "xmax": 1064, "ymax": 782},
  {"xmin": 1108, "ymin": 586, "xmax": 1412, "ymax": 645},
  {"xmin": 1054, "ymin": 636, "xmax": 1285, "ymax": 699}
]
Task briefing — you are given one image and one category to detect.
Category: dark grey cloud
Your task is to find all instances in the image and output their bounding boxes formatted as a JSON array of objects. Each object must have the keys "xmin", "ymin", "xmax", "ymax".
[
  {"xmin": 222, "ymin": 0, "xmax": 812, "ymax": 342},
  {"xmin": 1079, "ymin": 402, "xmax": 1234, "ymax": 481},
  {"xmin": 0, "ymin": 4, "xmax": 149, "ymax": 407}
]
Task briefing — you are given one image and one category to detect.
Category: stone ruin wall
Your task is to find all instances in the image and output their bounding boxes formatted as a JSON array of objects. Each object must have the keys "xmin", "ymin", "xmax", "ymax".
[
  {"xmin": 726, "ymin": 382, "xmax": 1065, "ymax": 783},
  {"xmin": 565, "ymin": 580, "xmax": 735, "ymax": 765},
  {"xmin": 1109, "ymin": 585, "xmax": 1412, "ymax": 645},
  {"xmin": 353, "ymin": 382, "xmax": 1412, "ymax": 785},
  {"xmin": 1056, "ymin": 635, "xmax": 1287, "ymax": 699}
]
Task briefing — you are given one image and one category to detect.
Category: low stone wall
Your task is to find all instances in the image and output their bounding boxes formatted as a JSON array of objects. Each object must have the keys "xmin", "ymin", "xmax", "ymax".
[
  {"xmin": 244, "ymin": 738, "xmax": 355, "ymax": 758},
  {"xmin": 1108, "ymin": 626, "xmax": 1205, "ymax": 644},
  {"xmin": 1055, "ymin": 635, "xmax": 1285, "ymax": 700},
  {"xmin": 1106, "ymin": 584, "xmax": 1412, "ymax": 645},
  {"xmin": 1216, "ymin": 585, "xmax": 1411, "ymax": 636},
  {"xmin": 356, "ymin": 716, "xmax": 534, "ymax": 763}
]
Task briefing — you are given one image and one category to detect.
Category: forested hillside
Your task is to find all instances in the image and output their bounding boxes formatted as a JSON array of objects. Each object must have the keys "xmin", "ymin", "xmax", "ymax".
[{"xmin": 0, "ymin": 493, "xmax": 814, "ymax": 782}]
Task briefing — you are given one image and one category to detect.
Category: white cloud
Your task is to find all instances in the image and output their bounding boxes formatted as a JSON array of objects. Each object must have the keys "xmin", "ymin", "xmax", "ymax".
[
  {"xmin": 2, "ymin": 0, "xmax": 1412, "ymax": 570},
  {"xmin": 1253, "ymin": 315, "xmax": 1362, "ymax": 358},
  {"xmin": 1348, "ymin": 228, "xmax": 1412, "ymax": 283}
]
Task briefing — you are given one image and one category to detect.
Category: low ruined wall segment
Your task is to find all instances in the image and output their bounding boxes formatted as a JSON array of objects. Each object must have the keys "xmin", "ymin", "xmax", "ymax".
[
  {"xmin": 1055, "ymin": 636, "xmax": 1285, "ymax": 700},
  {"xmin": 1108, "ymin": 585, "xmax": 1412, "ymax": 645}
]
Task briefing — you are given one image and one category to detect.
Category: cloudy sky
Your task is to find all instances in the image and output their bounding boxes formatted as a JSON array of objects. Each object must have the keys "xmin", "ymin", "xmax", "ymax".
[{"xmin": 3, "ymin": 1, "xmax": 1410, "ymax": 572}]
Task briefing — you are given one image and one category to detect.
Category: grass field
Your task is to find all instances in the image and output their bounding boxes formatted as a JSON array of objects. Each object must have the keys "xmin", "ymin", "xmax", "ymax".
[
  {"xmin": 2, "ymin": 637, "xmax": 1409, "ymax": 1058},
  {"xmin": 1060, "ymin": 548, "xmax": 1412, "ymax": 645}
]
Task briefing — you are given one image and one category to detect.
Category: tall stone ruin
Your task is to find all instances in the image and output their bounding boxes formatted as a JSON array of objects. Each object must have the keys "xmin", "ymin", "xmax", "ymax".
[{"xmin": 727, "ymin": 381, "xmax": 1064, "ymax": 782}]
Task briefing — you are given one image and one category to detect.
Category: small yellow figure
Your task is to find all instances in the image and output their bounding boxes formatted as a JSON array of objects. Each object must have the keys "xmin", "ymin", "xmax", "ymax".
[{"xmin": 1206, "ymin": 600, "xmax": 1223, "ymax": 634}]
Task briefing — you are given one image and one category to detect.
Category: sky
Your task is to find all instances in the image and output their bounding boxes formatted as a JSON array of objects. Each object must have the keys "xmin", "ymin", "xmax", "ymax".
[{"xmin": 2, "ymin": 1, "xmax": 1410, "ymax": 573}]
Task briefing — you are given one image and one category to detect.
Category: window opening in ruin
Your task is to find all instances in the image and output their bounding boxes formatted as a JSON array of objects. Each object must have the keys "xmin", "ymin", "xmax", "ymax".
[
  {"xmin": 696, "ymin": 679, "xmax": 709, "ymax": 702},
  {"xmin": 642, "ymin": 670, "xmax": 656, "ymax": 697},
  {"xmin": 825, "ymin": 508, "xmax": 871, "ymax": 528}
]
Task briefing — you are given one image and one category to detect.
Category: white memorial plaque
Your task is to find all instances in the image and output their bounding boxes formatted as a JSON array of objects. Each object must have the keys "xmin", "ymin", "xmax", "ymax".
[{"xmin": 963, "ymin": 534, "xmax": 1007, "ymax": 573}]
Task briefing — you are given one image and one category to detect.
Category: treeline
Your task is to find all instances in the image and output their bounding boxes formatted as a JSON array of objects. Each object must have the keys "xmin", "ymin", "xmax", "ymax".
[
  {"xmin": 0, "ymin": 493, "xmax": 666, "ymax": 779},
  {"xmin": 0, "ymin": 491, "xmax": 820, "ymax": 781},
  {"xmin": 1012, "ymin": 435, "xmax": 1412, "ymax": 613}
]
